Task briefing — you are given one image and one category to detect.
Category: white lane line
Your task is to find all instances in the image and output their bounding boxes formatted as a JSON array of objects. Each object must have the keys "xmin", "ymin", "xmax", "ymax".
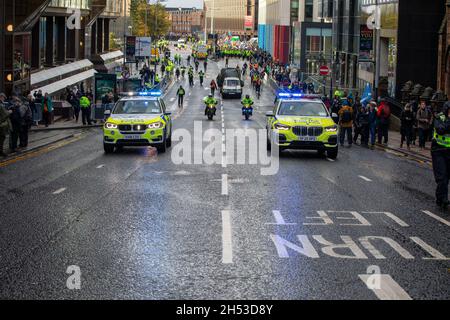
[
  {"xmin": 52, "ymin": 188, "xmax": 67, "ymax": 195},
  {"xmin": 266, "ymin": 210, "xmax": 297, "ymax": 225},
  {"xmin": 170, "ymin": 97, "xmax": 175, "ymax": 102},
  {"xmin": 421, "ymin": 210, "xmax": 450, "ymax": 227},
  {"xmin": 221, "ymin": 210, "xmax": 233, "ymax": 264},
  {"xmin": 96, "ymin": 164, "xmax": 105, "ymax": 169},
  {"xmin": 358, "ymin": 175, "xmax": 373, "ymax": 182},
  {"xmin": 359, "ymin": 274, "xmax": 412, "ymax": 300},
  {"xmin": 221, "ymin": 174, "xmax": 228, "ymax": 195}
]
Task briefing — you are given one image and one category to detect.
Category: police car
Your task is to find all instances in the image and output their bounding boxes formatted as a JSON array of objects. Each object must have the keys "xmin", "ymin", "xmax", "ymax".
[
  {"xmin": 266, "ymin": 92, "xmax": 338, "ymax": 159},
  {"xmin": 103, "ymin": 90, "xmax": 172, "ymax": 154}
]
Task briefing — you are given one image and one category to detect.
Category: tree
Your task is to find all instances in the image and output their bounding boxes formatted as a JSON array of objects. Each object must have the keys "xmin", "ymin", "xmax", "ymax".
[
  {"xmin": 109, "ymin": 32, "xmax": 120, "ymax": 50},
  {"xmin": 130, "ymin": 0, "xmax": 170, "ymax": 38}
]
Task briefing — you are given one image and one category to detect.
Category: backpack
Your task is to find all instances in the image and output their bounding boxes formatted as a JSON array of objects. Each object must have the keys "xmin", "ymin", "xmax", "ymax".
[
  {"xmin": 381, "ymin": 104, "xmax": 391, "ymax": 119},
  {"xmin": 341, "ymin": 109, "xmax": 352, "ymax": 122}
]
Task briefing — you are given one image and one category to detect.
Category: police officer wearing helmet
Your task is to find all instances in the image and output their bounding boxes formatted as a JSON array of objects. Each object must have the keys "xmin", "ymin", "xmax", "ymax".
[{"xmin": 432, "ymin": 101, "xmax": 450, "ymax": 210}]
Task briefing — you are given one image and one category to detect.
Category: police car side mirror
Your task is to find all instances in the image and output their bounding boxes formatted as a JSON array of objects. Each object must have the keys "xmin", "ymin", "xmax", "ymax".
[
  {"xmin": 164, "ymin": 112, "xmax": 172, "ymax": 116},
  {"xmin": 104, "ymin": 109, "xmax": 111, "ymax": 117},
  {"xmin": 266, "ymin": 111, "xmax": 274, "ymax": 117},
  {"xmin": 332, "ymin": 113, "xmax": 338, "ymax": 118}
]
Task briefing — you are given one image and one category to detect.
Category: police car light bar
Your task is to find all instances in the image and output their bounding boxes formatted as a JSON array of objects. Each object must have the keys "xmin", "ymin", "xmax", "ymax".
[
  {"xmin": 277, "ymin": 92, "xmax": 322, "ymax": 99},
  {"xmin": 137, "ymin": 91, "xmax": 162, "ymax": 97}
]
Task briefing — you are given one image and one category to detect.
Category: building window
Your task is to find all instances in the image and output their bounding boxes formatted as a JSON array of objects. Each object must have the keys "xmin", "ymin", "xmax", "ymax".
[{"xmin": 305, "ymin": 0, "xmax": 314, "ymax": 21}]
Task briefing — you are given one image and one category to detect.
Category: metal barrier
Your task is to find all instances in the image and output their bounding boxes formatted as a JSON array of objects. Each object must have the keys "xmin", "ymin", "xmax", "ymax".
[{"xmin": 91, "ymin": 103, "xmax": 114, "ymax": 121}]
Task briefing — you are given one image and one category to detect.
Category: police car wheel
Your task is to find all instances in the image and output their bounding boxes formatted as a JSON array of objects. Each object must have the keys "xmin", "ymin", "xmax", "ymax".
[
  {"xmin": 167, "ymin": 133, "xmax": 172, "ymax": 147},
  {"xmin": 104, "ymin": 143, "xmax": 115, "ymax": 154},
  {"xmin": 157, "ymin": 137, "xmax": 167, "ymax": 153},
  {"xmin": 326, "ymin": 148, "xmax": 338, "ymax": 159}
]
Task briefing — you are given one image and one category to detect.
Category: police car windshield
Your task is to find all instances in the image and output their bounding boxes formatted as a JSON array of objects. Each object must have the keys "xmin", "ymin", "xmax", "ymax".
[
  {"xmin": 278, "ymin": 101, "xmax": 328, "ymax": 117},
  {"xmin": 113, "ymin": 100, "xmax": 162, "ymax": 114}
]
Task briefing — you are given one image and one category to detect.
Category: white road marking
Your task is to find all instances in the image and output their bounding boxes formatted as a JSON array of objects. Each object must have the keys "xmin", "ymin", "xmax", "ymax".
[
  {"xmin": 326, "ymin": 158, "xmax": 335, "ymax": 162},
  {"xmin": 359, "ymin": 274, "xmax": 412, "ymax": 300},
  {"xmin": 96, "ymin": 164, "xmax": 105, "ymax": 169},
  {"xmin": 170, "ymin": 97, "xmax": 175, "ymax": 102},
  {"xmin": 221, "ymin": 210, "xmax": 233, "ymax": 264},
  {"xmin": 52, "ymin": 188, "xmax": 66, "ymax": 195},
  {"xmin": 410, "ymin": 236, "xmax": 450, "ymax": 260},
  {"xmin": 363, "ymin": 211, "xmax": 409, "ymax": 227},
  {"xmin": 421, "ymin": 210, "xmax": 450, "ymax": 227},
  {"xmin": 221, "ymin": 174, "xmax": 228, "ymax": 195},
  {"xmin": 358, "ymin": 175, "xmax": 372, "ymax": 182},
  {"xmin": 266, "ymin": 210, "xmax": 297, "ymax": 225}
]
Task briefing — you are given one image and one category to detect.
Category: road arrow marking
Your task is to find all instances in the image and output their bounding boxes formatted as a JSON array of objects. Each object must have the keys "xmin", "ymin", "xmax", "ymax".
[
  {"xmin": 52, "ymin": 188, "xmax": 67, "ymax": 195},
  {"xmin": 359, "ymin": 274, "xmax": 412, "ymax": 300}
]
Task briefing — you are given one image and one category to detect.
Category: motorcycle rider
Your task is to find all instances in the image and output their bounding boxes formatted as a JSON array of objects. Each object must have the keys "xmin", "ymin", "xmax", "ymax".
[
  {"xmin": 241, "ymin": 94, "xmax": 254, "ymax": 115},
  {"xmin": 431, "ymin": 101, "xmax": 450, "ymax": 210},
  {"xmin": 203, "ymin": 94, "xmax": 218, "ymax": 116}
]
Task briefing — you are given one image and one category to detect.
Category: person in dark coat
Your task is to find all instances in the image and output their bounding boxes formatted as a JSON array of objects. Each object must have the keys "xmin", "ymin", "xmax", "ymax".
[{"xmin": 400, "ymin": 103, "xmax": 415, "ymax": 150}]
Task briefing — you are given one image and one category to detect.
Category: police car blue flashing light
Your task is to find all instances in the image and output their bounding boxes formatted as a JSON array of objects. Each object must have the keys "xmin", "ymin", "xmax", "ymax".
[
  {"xmin": 277, "ymin": 92, "xmax": 304, "ymax": 99},
  {"xmin": 137, "ymin": 90, "xmax": 162, "ymax": 97}
]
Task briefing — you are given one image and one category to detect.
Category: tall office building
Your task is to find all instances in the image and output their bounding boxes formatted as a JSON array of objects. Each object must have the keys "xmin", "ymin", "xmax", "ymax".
[
  {"xmin": 0, "ymin": 0, "xmax": 124, "ymax": 97},
  {"xmin": 204, "ymin": 0, "xmax": 257, "ymax": 36}
]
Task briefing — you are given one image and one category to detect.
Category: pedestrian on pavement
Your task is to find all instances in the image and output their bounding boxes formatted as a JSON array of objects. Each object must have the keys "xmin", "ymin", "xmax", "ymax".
[
  {"xmin": 338, "ymin": 99, "xmax": 353, "ymax": 147},
  {"xmin": 417, "ymin": 100, "xmax": 432, "ymax": 150},
  {"xmin": 210, "ymin": 79, "xmax": 218, "ymax": 96},
  {"xmin": 0, "ymin": 93, "xmax": 12, "ymax": 157},
  {"xmin": 368, "ymin": 101, "xmax": 378, "ymax": 149},
  {"xmin": 176, "ymin": 85, "xmax": 185, "ymax": 108},
  {"xmin": 204, "ymin": 60, "xmax": 208, "ymax": 72},
  {"xmin": 79, "ymin": 94, "xmax": 92, "ymax": 126},
  {"xmin": 377, "ymin": 99, "xmax": 391, "ymax": 145},
  {"xmin": 41, "ymin": 93, "xmax": 53, "ymax": 127},
  {"xmin": 353, "ymin": 104, "xmax": 369, "ymax": 146},
  {"xmin": 431, "ymin": 101, "xmax": 450, "ymax": 210},
  {"xmin": 9, "ymin": 97, "xmax": 31, "ymax": 151},
  {"xmin": 400, "ymin": 103, "xmax": 415, "ymax": 150}
]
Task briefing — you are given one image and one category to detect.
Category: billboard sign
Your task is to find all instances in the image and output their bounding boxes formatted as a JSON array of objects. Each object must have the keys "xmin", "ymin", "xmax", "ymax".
[
  {"xmin": 244, "ymin": 16, "xmax": 253, "ymax": 30},
  {"xmin": 125, "ymin": 36, "xmax": 136, "ymax": 62},
  {"xmin": 359, "ymin": 25, "xmax": 373, "ymax": 61},
  {"xmin": 95, "ymin": 73, "xmax": 117, "ymax": 104},
  {"xmin": 136, "ymin": 37, "xmax": 152, "ymax": 58}
]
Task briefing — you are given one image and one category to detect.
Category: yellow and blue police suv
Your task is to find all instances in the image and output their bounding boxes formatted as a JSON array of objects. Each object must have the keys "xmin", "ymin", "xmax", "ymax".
[
  {"xmin": 103, "ymin": 91, "xmax": 172, "ymax": 154},
  {"xmin": 266, "ymin": 92, "xmax": 339, "ymax": 159}
]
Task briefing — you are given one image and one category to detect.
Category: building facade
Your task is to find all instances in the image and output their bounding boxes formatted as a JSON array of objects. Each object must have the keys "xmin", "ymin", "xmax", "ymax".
[
  {"xmin": 438, "ymin": 0, "xmax": 450, "ymax": 98},
  {"xmin": 204, "ymin": 0, "xmax": 257, "ymax": 36},
  {"xmin": 166, "ymin": 7, "xmax": 205, "ymax": 36},
  {"xmin": 0, "ymin": 0, "xmax": 124, "ymax": 97}
]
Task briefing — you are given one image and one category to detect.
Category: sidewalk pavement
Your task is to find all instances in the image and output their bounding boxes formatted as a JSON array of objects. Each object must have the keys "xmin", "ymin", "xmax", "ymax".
[{"xmin": 376, "ymin": 130, "xmax": 432, "ymax": 162}]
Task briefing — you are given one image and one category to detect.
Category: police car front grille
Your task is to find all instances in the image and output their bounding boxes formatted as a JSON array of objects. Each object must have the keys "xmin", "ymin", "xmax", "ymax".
[
  {"xmin": 292, "ymin": 126, "xmax": 323, "ymax": 137},
  {"xmin": 118, "ymin": 124, "xmax": 147, "ymax": 133}
]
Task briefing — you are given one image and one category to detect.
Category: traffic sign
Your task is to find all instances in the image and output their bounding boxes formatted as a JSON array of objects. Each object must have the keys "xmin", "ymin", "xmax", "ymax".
[{"xmin": 319, "ymin": 66, "xmax": 330, "ymax": 76}]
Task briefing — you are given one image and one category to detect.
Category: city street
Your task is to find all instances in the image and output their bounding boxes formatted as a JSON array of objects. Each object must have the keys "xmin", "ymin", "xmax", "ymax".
[{"xmin": 0, "ymin": 48, "xmax": 449, "ymax": 300}]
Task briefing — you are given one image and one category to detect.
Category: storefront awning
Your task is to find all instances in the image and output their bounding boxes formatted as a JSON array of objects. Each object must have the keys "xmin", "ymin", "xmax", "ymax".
[
  {"xmin": 100, "ymin": 50, "xmax": 123, "ymax": 62},
  {"xmin": 32, "ymin": 69, "xmax": 96, "ymax": 95},
  {"xmin": 31, "ymin": 59, "xmax": 94, "ymax": 86}
]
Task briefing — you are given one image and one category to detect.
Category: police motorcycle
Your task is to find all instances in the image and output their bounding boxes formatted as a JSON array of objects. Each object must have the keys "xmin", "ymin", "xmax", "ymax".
[
  {"xmin": 204, "ymin": 95, "xmax": 218, "ymax": 121},
  {"xmin": 241, "ymin": 95, "xmax": 254, "ymax": 121}
]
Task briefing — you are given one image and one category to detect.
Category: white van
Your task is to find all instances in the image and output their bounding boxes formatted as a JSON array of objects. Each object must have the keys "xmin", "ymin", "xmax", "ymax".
[{"xmin": 222, "ymin": 77, "xmax": 243, "ymax": 99}]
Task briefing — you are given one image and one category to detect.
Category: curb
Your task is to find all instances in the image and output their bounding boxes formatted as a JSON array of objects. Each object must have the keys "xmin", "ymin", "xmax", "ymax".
[
  {"xmin": 30, "ymin": 124, "xmax": 103, "ymax": 132},
  {"xmin": 0, "ymin": 133, "xmax": 77, "ymax": 164},
  {"xmin": 375, "ymin": 143, "xmax": 432, "ymax": 163}
]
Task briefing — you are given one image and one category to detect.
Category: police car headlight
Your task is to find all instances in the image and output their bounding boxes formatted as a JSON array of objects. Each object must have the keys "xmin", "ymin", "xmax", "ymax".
[
  {"xmin": 325, "ymin": 125, "xmax": 338, "ymax": 132},
  {"xmin": 148, "ymin": 122, "xmax": 163, "ymax": 129},
  {"xmin": 105, "ymin": 123, "xmax": 118, "ymax": 129},
  {"xmin": 274, "ymin": 123, "xmax": 291, "ymax": 131}
]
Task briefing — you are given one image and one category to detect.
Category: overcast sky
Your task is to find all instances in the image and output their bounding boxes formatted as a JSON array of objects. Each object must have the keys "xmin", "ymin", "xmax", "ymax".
[{"xmin": 162, "ymin": 0, "xmax": 204, "ymax": 9}]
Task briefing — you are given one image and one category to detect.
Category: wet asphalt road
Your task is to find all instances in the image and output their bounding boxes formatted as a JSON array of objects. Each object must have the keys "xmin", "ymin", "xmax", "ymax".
[{"xmin": 0, "ymin": 45, "xmax": 449, "ymax": 300}]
